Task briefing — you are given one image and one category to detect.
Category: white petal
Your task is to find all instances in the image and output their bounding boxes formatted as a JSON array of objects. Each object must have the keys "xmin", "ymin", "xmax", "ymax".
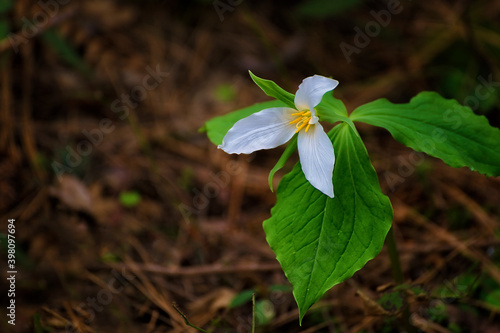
[
  {"xmin": 294, "ymin": 75, "xmax": 339, "ymax": 116},
  {"xmin": 297, "ymin": 123, "xmax": 335, "ymax": 198},
  {"xmin": 218, "ymin": 107, "xmax": 297, "ymax": 154}
]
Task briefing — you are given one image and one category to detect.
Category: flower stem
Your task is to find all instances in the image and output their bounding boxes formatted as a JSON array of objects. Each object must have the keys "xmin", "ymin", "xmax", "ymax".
[
  {"xmin": 385, "ymin": 226, "xmax": 417, "ymax": 333},
  {"xmin": 386, "ymin": 226, "xmax": 404, "ymax": 284},
  {"xmin": 252, "ymin": 293, "xmax": 256, "ymax": 333}
]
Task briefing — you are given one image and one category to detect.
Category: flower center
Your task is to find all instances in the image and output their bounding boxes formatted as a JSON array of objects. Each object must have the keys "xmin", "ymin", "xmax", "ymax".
[{"xmin": 290, "ymin": 110, "xmax": 313, "ymax": 133}]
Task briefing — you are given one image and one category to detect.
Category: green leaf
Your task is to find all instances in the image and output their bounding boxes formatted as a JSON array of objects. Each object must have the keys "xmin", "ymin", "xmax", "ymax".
[
  {"xmin": 202, "ymin": 100, "xmax": 287, "ymax": 146},
  {"xmin": 119, "ymin": 190, "xmax": 141, "ymax": 208},
  {"xmin": 317, "ymin": 93, "xmax": 357, "ymax": 133},
  {"xmin": 42, "ymin": 29, "xmax": 91, "ymax": 75},
  {"xmin": 427, "ymin": 300, "xmax": 448, "ymax": 323},
  {"xmin": 33, "ymin": 313, "xmax": 43, "ymax": 333},
  {"xmin": 378, "ymin": 291, "xmax": 404, "ymax": 311},
  {"xmin": 0, "ymin": 0, "xmax": 13, "ymax": 14},
  {"xmin": 0, "ymin": 20, "xmax": 9, "ymax": 39},
  {"xmin": 268, "ymin": 136, "xmax": 297, "ymax": 192},
  {"xmin": 484, "ymin": 289, "xmax": 500, "ymax": 309},
  {"xmin": 229, "ymin": 289, "xmax": 255, "ymax": 308},
  {"xmin": 213, "ymin": 83, "xmax": 236, "ymax": 102},
  {"xmin": 350, "ymin": 91, "xmax": 500, "ymax": 177},
  {"xmin": 255, "ymin": 300, "xmax": 275, "ymax": 326},
  {"xmin": 263, "ymin": 123, "xmax": 393, "ymax": 322},
  {"xmin": 100, "ymin": 251, "xmax": 121, "ymax": 263},
  {"xmin": 249, "ymin": 71, "xmax": 296, "ymax": 108},
  {"xmin": 317, "ymin": 92, "xmax": 348, "ymax": 118}
]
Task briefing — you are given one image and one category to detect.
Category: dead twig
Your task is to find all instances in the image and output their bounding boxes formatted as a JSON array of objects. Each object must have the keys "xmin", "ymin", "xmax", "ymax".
[
  {"xmin": 108, "ymin": 261, "xmax": 282, "ymax": 277},
  {"xmin": 396, "ymin": 202, "xmax": 500, "ymax": 286}
]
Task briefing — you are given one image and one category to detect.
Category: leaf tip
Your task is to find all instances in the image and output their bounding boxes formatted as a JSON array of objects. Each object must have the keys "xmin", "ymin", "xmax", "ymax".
[
  {"xmin": 248, "ymin": 70, "xmax": 258, "ymax": 83},
  {"xmin": 198, "ymin": 124, "xmax": 207, "ymax": 133},
  {"xmin": 298, "ymin": 307, "xmax": 307, "ymax": 326}
]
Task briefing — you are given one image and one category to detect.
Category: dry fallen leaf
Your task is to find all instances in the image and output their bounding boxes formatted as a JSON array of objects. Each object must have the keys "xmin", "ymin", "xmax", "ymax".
[
  {"xmin": 49, "ymin": 175, "xmax": 93, "ymax": 213},
  {"xmin": 187, "ymin": 288, "xmax": 237, "ymax": 326}
]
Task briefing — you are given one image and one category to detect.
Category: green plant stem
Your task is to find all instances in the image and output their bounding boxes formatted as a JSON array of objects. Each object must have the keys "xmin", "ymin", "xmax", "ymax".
[
  {"xmin": 386, "ymin": 226, "xmax": 404, "ymax": 285},
  {"xmin": 252, "ymin": 293, "xmax": 256, "ymax": 333},
  {"xmin": 385, "ymin": 226, "xmax": 416, "ymax": 333},
  {"xmin": 173, "ymin": 303, "xmax": 209, "ymax": 333}
]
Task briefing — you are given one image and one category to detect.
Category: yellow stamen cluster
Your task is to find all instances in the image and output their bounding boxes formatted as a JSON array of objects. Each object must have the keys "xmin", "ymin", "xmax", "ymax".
[{"xmin": 290, "ymin": 110, "xmax": 312, "ymax": 133}]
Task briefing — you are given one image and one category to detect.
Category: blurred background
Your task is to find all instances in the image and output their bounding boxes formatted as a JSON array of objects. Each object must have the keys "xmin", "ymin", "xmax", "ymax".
[{"xmin": 1, "ymin": 0, "xmax": 500, "ymax": 332}]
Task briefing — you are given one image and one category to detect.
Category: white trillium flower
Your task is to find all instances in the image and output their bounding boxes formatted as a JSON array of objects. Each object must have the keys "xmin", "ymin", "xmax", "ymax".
[{"xmin": 218, "ymin": 75, "xmax": 339, "ymax": 198}]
